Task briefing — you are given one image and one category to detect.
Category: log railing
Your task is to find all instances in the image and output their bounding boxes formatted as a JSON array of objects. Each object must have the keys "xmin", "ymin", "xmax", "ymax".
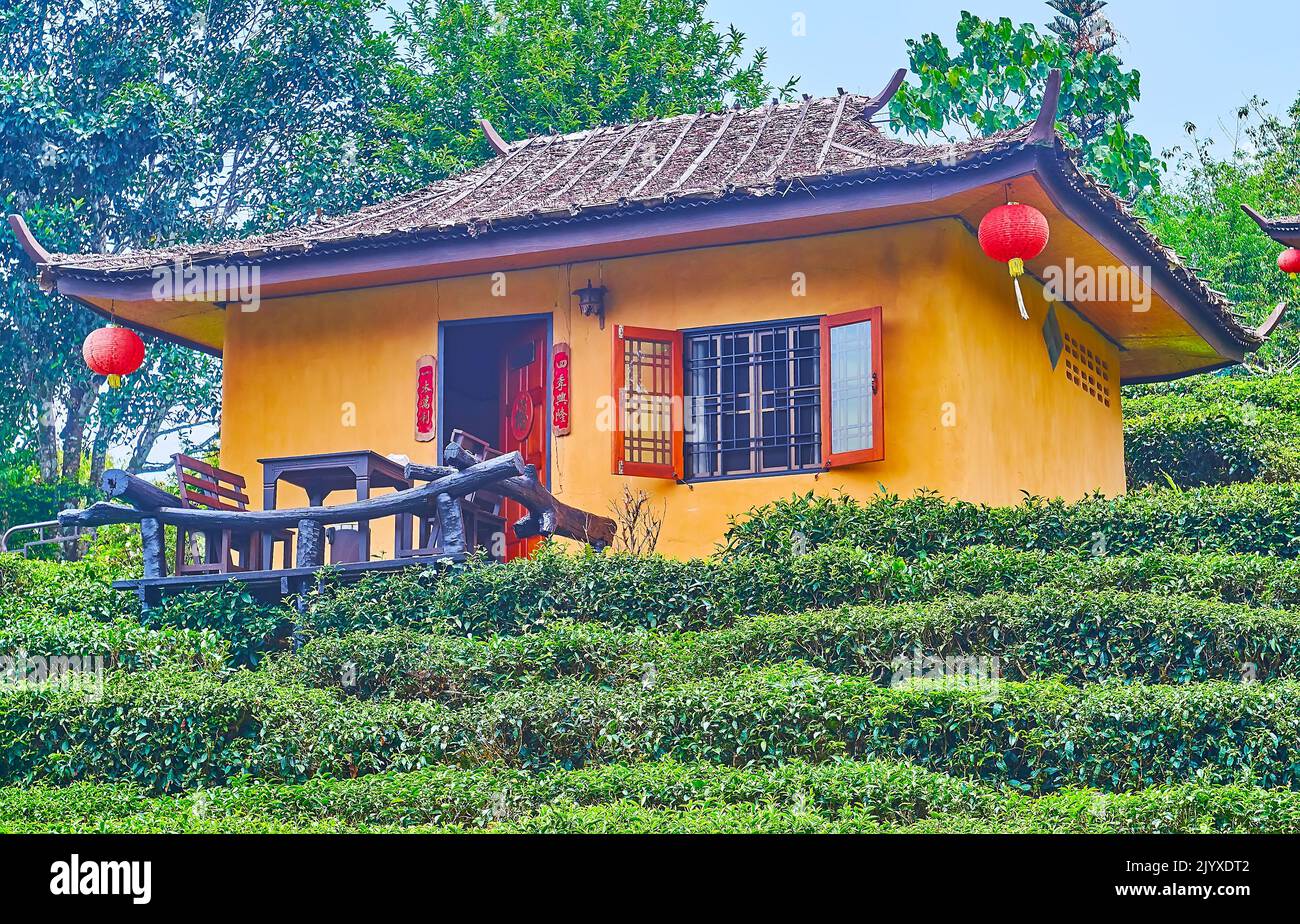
[
  {"xmin": 58, "ymin": 443, "xmax": 616, "ymax": 579},
  {"xmin": 405, "ymin": 444, "xmax": 616, "ymax": 548}
]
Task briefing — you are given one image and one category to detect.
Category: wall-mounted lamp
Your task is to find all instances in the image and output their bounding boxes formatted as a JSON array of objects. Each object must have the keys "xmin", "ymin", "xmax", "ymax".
[{"xmin": 572, "ymin": 279, "xmax": 608, "ymax": 329}]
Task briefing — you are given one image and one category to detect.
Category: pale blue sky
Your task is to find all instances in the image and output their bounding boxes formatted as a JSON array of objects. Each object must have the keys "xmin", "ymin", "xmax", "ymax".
[{"xmin": 707, "ymin": 0, "xmax": 1299, "ymax": 157}]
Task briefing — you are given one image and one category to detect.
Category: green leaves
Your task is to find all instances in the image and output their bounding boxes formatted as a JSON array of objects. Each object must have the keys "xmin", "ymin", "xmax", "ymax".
[
  {"xmin": 380, "ymin": 0, "xmax": 791, "ymax": 185},
  {"xmin": 722, "ymin": 483, "xmax": 1300, "ymax": 559},
  {"xmin": 1140, "ymin": 97, "xmax": 1300, "ymax": 370},
  {"xmin": 888, "ymin": 10, "xmax": 1160, "ymax": 198}
]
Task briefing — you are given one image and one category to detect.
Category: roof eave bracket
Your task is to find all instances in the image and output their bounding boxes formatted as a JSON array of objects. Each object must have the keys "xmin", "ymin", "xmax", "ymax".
[
  {"xmin": 7, "ymin": 213, "xmax": 53, "ymax": 266},
  {"xmin": 1242, "ymin": 204, "xmax": 1300, "ymax": 247},
  {"xmin": 1256, "ymin": 302, "xmax": 1288, "ymax": 341},
  {"xmin": 479, "ymin": 119, "xmax": 511, "ymax": 156},
  {"xmin": 857, "ymin": 68, "xmax": 907, "ymax": 122},
  {"xmin": 1027, "ymin": 69, "xmax": 1063, "ymax": 146}
]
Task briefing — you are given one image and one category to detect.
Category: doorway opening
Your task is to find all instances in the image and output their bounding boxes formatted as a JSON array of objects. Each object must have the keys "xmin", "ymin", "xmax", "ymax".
[{"xmin": 440, "ymin": 314, "xmax": 550, "ymax": 560}]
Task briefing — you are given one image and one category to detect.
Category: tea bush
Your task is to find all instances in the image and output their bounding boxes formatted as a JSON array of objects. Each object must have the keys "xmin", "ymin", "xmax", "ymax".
[
  {"xmin": 276, "ymin": 588, "xmax": 1300, "ymax": 702},
  {"xmin": 721, "ymin": 484, "xmax": 1300, "ymax": 558},
  {"xmin": 6, "ymin": 759, "xmax": 1299, "ymax": 833},
  {"xmin": 6, "ymin": 664, "xmax": 1297, "ymax": 794},
  {"xmin": 1122, "ymin": 372, "xmax": 1300, "ymax": 486}
]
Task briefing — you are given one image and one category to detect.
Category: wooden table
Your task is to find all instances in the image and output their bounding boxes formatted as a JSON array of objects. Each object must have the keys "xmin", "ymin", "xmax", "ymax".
[{"xmin": 258, "ymin": 450, "xmax": 412, "ymax": 566}]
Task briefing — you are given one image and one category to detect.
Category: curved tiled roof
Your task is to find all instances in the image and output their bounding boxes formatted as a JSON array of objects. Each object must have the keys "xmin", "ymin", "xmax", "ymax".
[
  {"xmin": 43, "ymin": 94, "xmax": 1031, "ymax": 273},
  {"xmin": 20, "ymin": 90, "xmax": 1271, "ymax": 354}
]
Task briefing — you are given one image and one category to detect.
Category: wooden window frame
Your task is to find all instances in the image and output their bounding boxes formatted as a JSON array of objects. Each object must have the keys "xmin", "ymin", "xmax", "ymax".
[
  {"xmin": 612, "ymin": 324, "xmax": 684, "ymax": 480},
  {"xmin": 820, "ymin": 306, "xmax": 884, "ymax": 468}
]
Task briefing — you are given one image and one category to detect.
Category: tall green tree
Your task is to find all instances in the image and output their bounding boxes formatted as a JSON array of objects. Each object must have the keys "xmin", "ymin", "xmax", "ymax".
[
  {"xmin": 888, "ymin": 9, "xmax": 1159, "ymax": 198},
  {"xmin": 1142, "ymin": 95, "xmax": 1300, "ymax": 372},
  {"xmin": 380, "ymin": 0, "xmax": 794, "ymax": 184},
  {"xmin": 1, "ymin": 0, "xmax": 403, "ymax": 485},
  {"xmin": 1046, "ymin": 0, "xmax": 1118, "ymax": 56},
  {"xmin": 1, "ymin": 0, "xmax": 786, "ymax": 493}
]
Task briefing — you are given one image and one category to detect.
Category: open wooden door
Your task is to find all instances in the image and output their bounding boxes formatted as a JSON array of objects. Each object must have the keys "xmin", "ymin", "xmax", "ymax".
[{"xmin": 500, "ymin": 320, "xmax": 549, "ymax": 560}]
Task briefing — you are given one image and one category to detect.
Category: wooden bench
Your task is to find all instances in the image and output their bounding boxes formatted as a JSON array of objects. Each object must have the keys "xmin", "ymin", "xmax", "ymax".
[{"xmin": 173, "ymin": 453, "xmax": 293, "ymax": 575}]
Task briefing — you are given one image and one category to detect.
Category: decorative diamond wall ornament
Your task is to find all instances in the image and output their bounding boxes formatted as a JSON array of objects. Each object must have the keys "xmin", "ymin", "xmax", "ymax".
[{"xmin": 1042, "ymin": 304, "xmax": 1064, "ymax": 369}]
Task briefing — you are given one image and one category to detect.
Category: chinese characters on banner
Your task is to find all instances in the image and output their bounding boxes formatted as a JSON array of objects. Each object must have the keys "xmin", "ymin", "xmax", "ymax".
[
  {"xmin": 552, "ymin": 343, "xmax": 572, "ymax": 436},
  {"xmin": 415, "ymin": 354, "xmax": 436, "ymax": 442}
]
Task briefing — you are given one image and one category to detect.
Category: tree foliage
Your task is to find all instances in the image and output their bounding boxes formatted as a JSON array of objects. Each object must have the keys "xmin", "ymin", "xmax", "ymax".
[
  {"xmin": 1, "ymin": 0, "xmax": 784, "ymax": 499},
  {"xmin": 0, "ymin": 0, "xmax": 398, "ymax": 487},
  {"xmin": 1141, "ymin": 95, "xmax": 1300, "ymax": 371},
  {"xmin": 379, "ymin": 0, "xmax": 793, "ymax": 185},
  {"xmin": 888, "ymin": 10, "xmax": 1159, "ymax": 198},
  {"xmin": 1045, "ymin": 0, "xmax": 1118, "ymax": 56}
]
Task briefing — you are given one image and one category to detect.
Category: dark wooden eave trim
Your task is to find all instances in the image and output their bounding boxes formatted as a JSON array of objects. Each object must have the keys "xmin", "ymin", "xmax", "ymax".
[
  {"xmin": 1242, "ymin": 204, "xmax": 1300, "ymax": 248},
  {"xmin": 857, "ymin": 68, "xmax": 907, "ymax": 122},
  {"xmin": 7, "ymin": 214, "xmax": 51, "ymax": 264},
  {"xmin": 7, "ymin": 213, "xmax": 221, "ymax": 356},
  {"xmin": 1027, "ymin": 70, "xmax": 1063, "ymax": 146},
  {"xmin": 1029, "ymin": 143, "xmax": 1251, "ymax": 365},
  {"xmin": 17, "ymin": 140, "xmax": 1261, "ymax": 377},
  {"xmin": 1256, "ymin": 302, "xmax": 1288, "ymax": 340}
]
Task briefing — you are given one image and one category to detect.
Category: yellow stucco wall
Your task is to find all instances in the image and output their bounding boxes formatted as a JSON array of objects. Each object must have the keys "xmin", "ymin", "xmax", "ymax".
[{"xmin": 221, "ymin": 218, "xmax": 1125, "ymax": 559}]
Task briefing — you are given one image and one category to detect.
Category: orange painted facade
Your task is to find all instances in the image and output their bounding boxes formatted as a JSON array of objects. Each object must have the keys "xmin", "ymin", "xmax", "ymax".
[{"xmin": 221, "ymin": 217, "xmax": 1124, "ymax": 560}]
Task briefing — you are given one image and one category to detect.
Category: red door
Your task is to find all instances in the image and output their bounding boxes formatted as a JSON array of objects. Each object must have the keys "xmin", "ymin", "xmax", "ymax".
[{"xmin": 501, "ymin": 321, "xmax": 548, "ymax": 560}]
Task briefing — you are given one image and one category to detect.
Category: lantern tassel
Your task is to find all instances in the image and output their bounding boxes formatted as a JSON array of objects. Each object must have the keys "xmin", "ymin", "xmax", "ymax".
[
  {"xmin": 1008, "ymin": 257, "xmax": 1029, "ymax": 320},
  {"xmin": 108, "ymin": 374, "xmax": 122, "ymax": 389}
]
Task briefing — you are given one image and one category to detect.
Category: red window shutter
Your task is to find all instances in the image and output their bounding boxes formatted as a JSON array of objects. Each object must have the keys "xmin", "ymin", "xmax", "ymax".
[
  {"xmin": 820, "ymin": 307, "xmax": 884, "ymax": 468},
  {"xmin": 612, "ymin": 325, "xmax": 684, "ymax": 480}
]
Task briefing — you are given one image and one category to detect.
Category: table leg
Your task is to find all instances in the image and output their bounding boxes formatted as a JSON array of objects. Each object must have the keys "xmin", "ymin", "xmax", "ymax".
[
  {"xmin": 261, "ymin": 479, "xmax": 278, "ymax": 570},
  {"xmin": 356, "ymin": 475, "xmax": 371, "ymax": 561}
]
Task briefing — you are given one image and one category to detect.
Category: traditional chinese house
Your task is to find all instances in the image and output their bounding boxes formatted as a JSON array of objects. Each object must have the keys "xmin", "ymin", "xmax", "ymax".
[{"xmin": 11, "ymin": 72, "xmax": 1285, "ymax": 564}]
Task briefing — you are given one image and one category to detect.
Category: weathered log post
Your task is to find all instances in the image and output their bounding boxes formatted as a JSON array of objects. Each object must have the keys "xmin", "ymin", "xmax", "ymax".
[
  {"xmin": 139, "ymin": 517, "xmax": 167, "ymax": 579},
  {"xmin": 101, "ymin": 468, "xmax": 180, "ymax": 578},
  {"xmin": 435, "ymin": 493, "xmax": 467, "ymax": 556},
  {"xmin": 296, "ymin": 519, "xmax": 325, "ymax": 568}
]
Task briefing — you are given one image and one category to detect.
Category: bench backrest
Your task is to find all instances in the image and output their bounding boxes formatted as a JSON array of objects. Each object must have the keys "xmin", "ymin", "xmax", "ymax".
[
  {"xmin": 172, "ymin": 454, "xmax": 250, "ymax": 512},
  {"xmin": 450, "ymin": 430, "xmax": 503, "ymax": 515}
]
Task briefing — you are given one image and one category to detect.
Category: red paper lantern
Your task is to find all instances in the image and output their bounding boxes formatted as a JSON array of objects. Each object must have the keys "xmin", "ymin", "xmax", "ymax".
[
  {"xmin": 979, "ymin": 203, "xmax": 1051, "ymax": 320},
  {"xmin": 1279, "ymin": 248, "xmax": 1300, "ymax": 275},
  {"xmin": 82, "ymin": 325, "xmax": 145, "ymax": 388}
]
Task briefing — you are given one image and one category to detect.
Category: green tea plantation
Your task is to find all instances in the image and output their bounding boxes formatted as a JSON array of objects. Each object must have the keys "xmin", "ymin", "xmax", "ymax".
[{"xmin": 3, "ymin": 470, "xmax": 1300, "ymax": 833}]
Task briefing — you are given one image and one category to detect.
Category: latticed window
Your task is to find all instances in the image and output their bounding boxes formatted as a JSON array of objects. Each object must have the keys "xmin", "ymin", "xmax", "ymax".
[
  {"xmin": 611, "ymin": 309, "xmax": 882, "ymax": 480},
  {"xmin": 613, "ymin": 326, "xmax": 683, "ymax": 479},
  {"xmin": 684, "ymin": 319, "xmax": 822, "ymax": 479}
]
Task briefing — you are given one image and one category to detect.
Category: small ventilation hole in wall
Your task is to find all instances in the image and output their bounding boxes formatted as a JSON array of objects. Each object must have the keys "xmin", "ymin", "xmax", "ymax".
[{"xmin": 1062, "ymin": 332, "xmax": 1111, "ymax": 408}]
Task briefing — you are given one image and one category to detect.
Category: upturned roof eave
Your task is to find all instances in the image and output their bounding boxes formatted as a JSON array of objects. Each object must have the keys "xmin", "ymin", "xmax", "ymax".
[{"xmin": 11, "ymin": 135, "xmax": 1267, "ymax": 369}]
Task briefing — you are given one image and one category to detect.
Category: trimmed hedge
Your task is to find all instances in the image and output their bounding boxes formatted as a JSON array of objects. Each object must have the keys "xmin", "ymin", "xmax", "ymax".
[
  {"xmin": 14, "ymin": 541, "xmax": 1300, "ymax": 666},
  {"xmin": 4, "ymin": 761, "xmax": 1299, "ymax": 834},
  {"xmin": 721, "ymin": 484, "xmax": 1300, "ymax": 558},
  {"xmin": 0, "ymin": 759, "xmax": 989, "ymax": 831},
  {"xmin": 1124, "ymin": 403, "xmax": 1300, "ymax": 487},
  {"xmin": 277, "ymin": 588, "xmax": 1300, "ymax": 702},
  {"xmin": 5, "ymin": 664, "xmax": 1297, "ymax": 794},
  {"xmin": 464, "ymin": 665, "xmax": 1300, "ymax": 792},
  {"xmin": 0, "ymin": 556, "xmax": 133, "ymax": 622},
  {"xmin": 0, "ymin": 668, "xmax": 454, "ymax": 792},
  {"xmin": 1120, "ymin": 372, "xmax": 1300, "ymax": 487},
  {"xmin": 296, "ymin": 543, "xmax": 1300, "ymax": 644},
  {"xmin": 0, "ymin": 611, "xmax": 226, "ymax": 672}
]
